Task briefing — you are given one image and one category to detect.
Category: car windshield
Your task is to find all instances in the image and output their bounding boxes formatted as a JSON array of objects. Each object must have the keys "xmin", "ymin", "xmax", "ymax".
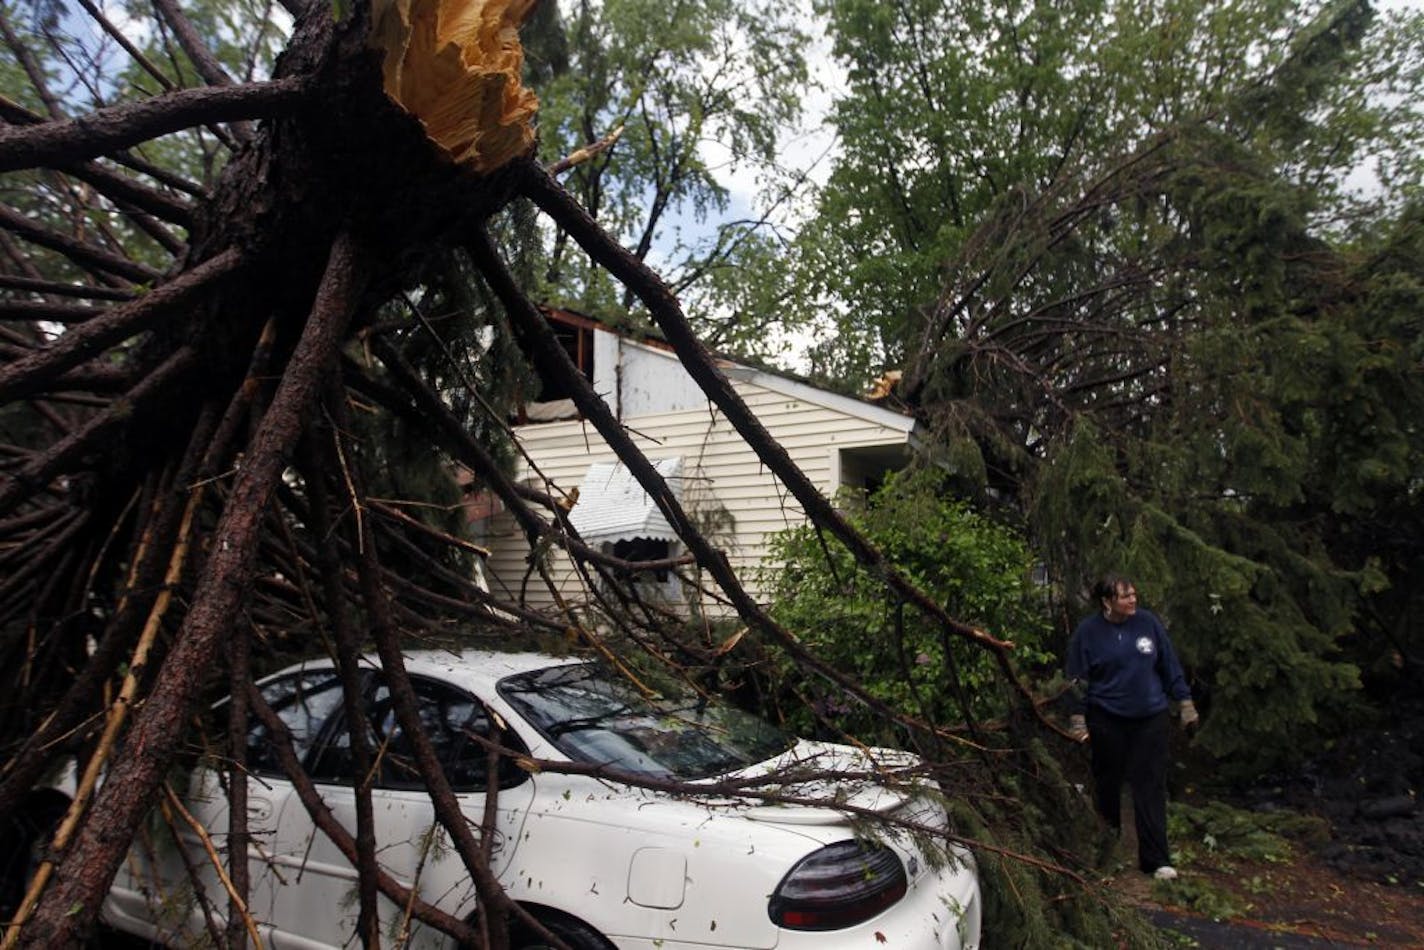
[{"xmin": 498, "ymin": 663, "xmax": 795, "ymax": 780}]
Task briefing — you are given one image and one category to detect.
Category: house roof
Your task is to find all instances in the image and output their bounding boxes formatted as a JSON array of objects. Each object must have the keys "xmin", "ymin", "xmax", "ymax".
[
  {"xmin": 568, "ymin": 457, "xmax": 684, "ymax": 544},
  {"xmin": 721, "ymin": 362, "xmax": 918, "ymax": 434},
  {"xmin": 540, "ymin": 305, "xmax": 919, "ymax": 437}
]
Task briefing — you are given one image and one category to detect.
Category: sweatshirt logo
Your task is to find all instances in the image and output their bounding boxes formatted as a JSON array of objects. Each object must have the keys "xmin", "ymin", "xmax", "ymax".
[{"xmin": 1136, "ymin": 636, "xmax": 1155, "ymax": 655}]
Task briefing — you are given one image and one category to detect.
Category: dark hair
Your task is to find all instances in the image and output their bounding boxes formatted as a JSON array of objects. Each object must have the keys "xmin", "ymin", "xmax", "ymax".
[{"xmin": 1092, "ymin": 572, "xmax": 1135, "ymax": 604}]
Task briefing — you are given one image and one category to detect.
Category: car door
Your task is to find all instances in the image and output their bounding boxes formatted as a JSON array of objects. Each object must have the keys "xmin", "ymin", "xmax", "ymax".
[
  {"xmin": 236, "ymin": 667, "xmax": 349, "ymax": 942},
  {"xmin": 111, "ymin": 668, "xmax": 346, "ymax": 946},
  {"xmin": 268, "ymin": 672, "xmax": 536, "ymax": 948}
]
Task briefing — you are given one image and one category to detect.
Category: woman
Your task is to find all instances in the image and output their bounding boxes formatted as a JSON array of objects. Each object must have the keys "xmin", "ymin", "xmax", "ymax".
[{"xmin": 1066, "ymin": 573, "xmax": 1198, "ymax": 880}]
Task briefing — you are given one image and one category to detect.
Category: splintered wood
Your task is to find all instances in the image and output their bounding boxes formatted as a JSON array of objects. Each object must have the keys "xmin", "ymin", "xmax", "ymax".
[{"xmin": 370, "ymin": 0, "xmax": 539, "ymax": 173}]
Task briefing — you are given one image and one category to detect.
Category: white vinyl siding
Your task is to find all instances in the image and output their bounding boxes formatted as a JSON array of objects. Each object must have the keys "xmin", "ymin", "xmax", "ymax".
[{"xmin": 481, "ymin": 342, "xmax": 916, "ymax": 618}]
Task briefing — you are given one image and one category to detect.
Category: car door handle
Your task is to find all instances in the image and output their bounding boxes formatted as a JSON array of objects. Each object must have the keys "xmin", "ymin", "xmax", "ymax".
[{"xmin": 247, "ymin": 798, "xmax": 273, "ymax": 823}]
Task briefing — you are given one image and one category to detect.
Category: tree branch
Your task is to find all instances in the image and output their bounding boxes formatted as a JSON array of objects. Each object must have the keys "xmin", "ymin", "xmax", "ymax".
[
  {"xmin": 0, "ymin": 247, "xmax": 242, "ymax": 402},
  {"xmin": 0, "ymin": 346, "xmax": 197, "ymax": 519},
  {"xmin": 0, "ymin": 204, "xmax": 162, "ymax": 285},
  {"xmin": 0, "ymin": 78, "xmax": 305, "ymax": 173},
  {"xmin": 151, "ymin": 0, "xmax": 254, "ymax": 146},
  {"xmin": 20, "ymin": 231, "xmax": 361, "ymax": 945},
  {"xmin": 0, "ymin": 274, "xmax": 134, "ymax": 302}
]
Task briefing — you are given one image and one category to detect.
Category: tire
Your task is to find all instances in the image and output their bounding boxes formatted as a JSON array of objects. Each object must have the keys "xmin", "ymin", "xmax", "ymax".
[
  {"xmin": 510, "ymin": 908, "xmax": 614, "ymax": 950},
  {"xmin": 0, "ymin": 795, "xmax": 69, "ymax": 921}
]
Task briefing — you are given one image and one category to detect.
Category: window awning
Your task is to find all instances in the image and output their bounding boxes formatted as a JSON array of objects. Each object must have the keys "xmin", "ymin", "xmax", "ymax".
[{"xmin": 568, "ymin": 458, "xmax": 683, "ymax": 544}]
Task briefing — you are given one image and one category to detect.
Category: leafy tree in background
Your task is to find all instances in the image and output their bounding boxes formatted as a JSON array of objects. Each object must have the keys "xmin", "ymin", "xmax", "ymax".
[
  {"xmin": 795, "ymin": 0, "xmax": 1424, "ymax": 774},
  {"xmin": 529, "ymin": 0, "xmax": 814, "ymax": 357},
  {"xmin": 797, "ymin": 0, "xmax": 1423, "ymax": 384}
]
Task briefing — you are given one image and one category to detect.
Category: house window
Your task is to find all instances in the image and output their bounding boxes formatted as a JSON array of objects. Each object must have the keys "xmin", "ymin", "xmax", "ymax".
[
  {"xmin": 611, "ymin": 537, "xmax": 672, "ymax": 582},
  {"xmin": 837, "ymin": 444, "xmax": 910, "ymax": 499}
]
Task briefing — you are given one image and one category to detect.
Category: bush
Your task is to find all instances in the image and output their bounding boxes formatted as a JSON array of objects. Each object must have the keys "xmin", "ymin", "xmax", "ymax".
[{"xmin": 755, "ymin": 468, "xmax": 1052, "ymax": 742}]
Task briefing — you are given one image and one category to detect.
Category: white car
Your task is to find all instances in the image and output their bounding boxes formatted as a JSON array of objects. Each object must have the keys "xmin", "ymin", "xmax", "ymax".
[{"xmin": 66, "ymin": 649, "xmax": 982, "ymax": 948}]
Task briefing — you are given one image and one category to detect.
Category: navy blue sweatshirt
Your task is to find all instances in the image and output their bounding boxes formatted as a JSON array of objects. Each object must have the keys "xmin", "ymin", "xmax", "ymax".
[{"xmin": 1066, "ymin": 608, "xmax": 1191, "ymax": 718}]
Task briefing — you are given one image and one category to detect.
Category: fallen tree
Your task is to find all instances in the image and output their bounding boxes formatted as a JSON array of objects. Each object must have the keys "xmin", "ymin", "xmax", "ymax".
[{"xmin": 0, "ymin": 0, "xmax": 1150, "ymax": 946}]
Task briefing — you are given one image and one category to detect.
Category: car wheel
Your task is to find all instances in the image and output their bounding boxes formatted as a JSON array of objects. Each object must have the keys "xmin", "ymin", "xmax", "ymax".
[
  {"xmin": 510, "ymin": 908, "xmax": 614, "ymax": 950},
  {"xmin": 0, "ymin": 794, "xmax": 70, "ymax": 920}
]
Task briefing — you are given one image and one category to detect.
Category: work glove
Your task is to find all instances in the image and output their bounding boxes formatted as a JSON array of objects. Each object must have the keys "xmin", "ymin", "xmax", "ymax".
[
  {"xmin": 1178, "ymin": 699, "xmax": 1199, "ymax": 730},
  {"xmin": 1068, "ymin": 713, "xmax": 1089, "ymax": 743}
]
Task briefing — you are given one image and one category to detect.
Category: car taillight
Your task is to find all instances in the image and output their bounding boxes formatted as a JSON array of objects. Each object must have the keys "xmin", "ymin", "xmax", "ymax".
[{"xmin": 768, "ymin": 840, "xmax": 908, "ymax": 931}]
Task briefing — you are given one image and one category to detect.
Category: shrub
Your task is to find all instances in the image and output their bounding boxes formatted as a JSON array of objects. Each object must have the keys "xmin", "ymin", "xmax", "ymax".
[{"xmin": 755, "ymin": 469, "xmax": 1052, "ymax": 742}]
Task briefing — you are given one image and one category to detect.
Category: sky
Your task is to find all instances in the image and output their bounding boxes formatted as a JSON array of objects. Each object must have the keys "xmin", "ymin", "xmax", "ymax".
[
  {"xmin": 697, "ymin": 0, "xmax": 844, "ymax": 234},
  {"xmin": 703, "ymin": 0, "xmax": 1424, "ymax": 239}
]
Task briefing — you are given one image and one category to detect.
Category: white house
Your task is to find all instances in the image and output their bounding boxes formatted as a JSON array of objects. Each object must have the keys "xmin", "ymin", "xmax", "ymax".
[{"xmin": 473, "ymin": 311, "xmax": 922, "ymax": 618}]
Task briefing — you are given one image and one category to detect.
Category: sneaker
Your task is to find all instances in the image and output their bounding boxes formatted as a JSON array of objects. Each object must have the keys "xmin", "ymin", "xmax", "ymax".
[{"xmin": 1152, "ymin": 866, "xmax": 1179, "ymax": 881}]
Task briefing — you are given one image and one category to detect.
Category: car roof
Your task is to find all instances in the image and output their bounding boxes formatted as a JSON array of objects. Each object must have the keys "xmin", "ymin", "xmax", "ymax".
[
  {"xmin": 399, "ymin": 648, "xmax": 586, "ymax": 693},
  {"xmin": 263, "ymin": 647, "xmax": 588, "ymax": 697}
]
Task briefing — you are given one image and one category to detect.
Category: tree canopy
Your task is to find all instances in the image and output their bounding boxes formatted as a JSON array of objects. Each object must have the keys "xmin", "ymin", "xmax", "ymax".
[
  {"xmin": 528, "ymin": 0, "xmax": 815, "ymax": 356},
  {"xmin": 794, "ymin": 0, "xmax": 1423, "ymax": 381},
  {"xmin": 782, "ymin": 0, "xmax": 1424, "ymax": 773}
]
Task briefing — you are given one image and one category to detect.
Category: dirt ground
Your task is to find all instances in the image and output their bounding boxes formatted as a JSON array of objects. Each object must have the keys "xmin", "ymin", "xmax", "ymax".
[
  {"xmin": 1106, "ymin": 681, "xmax": 1424, "ymax": 947},
  {"xmin": 1119, "ymin": 844, "xmax": 1424, "ymax": 947},
  {"xmin": 1101, "ymin": 775, "xmax": 1424, "ymax": 948}
]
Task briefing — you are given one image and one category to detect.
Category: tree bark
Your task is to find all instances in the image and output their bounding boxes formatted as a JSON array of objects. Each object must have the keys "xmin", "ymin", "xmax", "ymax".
[
  {"xmin": 20, "ymin": 231, "xmax": 362, "ymax": 946},
  {"xmin": 0, "ymin": 80, "xmax": 304, "ymax": 172}
]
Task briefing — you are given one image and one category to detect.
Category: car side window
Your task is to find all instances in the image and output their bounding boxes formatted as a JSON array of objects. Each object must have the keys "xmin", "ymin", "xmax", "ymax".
[
  {"xmin": 366, "ymin": 677, "xmax": 528, "ymax": 793},
  {"xmin": 247, "ymin": 671, "xmax": 345, "ymax": 776}
]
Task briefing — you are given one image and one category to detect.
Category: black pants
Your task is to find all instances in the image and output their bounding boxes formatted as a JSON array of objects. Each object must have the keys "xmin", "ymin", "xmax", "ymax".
[{"xmin": 1086, "ymin": 706, "xmax": 1171, "ymax": 872}]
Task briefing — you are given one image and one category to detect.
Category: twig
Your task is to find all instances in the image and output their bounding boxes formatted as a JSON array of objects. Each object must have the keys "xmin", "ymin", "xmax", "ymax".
[
  {"xmin": 0, "ymin": 247, "xmax": 243, "ymax": 402},
  {"xmin": 161, "ymin": 784, "xmax": 266, "ymax": 950},
  {"xmin": 0, "ymin": 346, "xmax": 197, "ymax": 520},
  {"xmin": 0, "ymin": 203, "xmax": 161, "ymax": 284},
  {"xmin": 548, "ymin": 124, "xmax": 625, "ymax": 176},
  {"xmin": 369, "ymin": 497, "xmax": 490, "ymax": 557}
]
